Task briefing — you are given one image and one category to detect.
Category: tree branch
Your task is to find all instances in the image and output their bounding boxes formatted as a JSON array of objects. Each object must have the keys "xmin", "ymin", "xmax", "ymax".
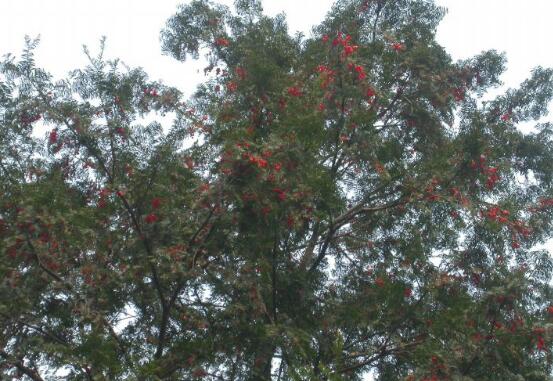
[
  {"xmin": 308, "ymin": 197, "xmax": 405, "ymax": 274},
  {"xmin": 0, "ymin": 350, "xmax": 44, "ymax": 381}
]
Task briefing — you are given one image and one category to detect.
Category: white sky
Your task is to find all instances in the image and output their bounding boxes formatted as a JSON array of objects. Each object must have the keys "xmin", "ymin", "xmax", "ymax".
[
  {"xmin": 1, "ymin": 1, "xmax": 553, "ymax": 380},
  {"xmin": 1, "ymin": 0, "xmax": 552, "ymax": 97}
]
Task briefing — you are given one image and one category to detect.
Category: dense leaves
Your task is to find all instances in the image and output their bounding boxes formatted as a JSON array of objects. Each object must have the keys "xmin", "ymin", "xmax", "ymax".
[{"xmin": 1, "ymin": 0, "xmax": 553, "ymax": 380}]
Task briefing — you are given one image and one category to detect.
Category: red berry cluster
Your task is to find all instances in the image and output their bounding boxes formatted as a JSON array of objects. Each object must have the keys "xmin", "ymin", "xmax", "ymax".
[
  {"xmin": 287, "ymin": 86, "xmax": 302, "ymax": 97},
  {"xmin": 469, "ymin": 155, "xmax": 500, "ymax": 190},
  {"xmin": 215, "ymin": 37, "xmax": 230, "ymax": 47},
  {"xmin": 500, "ymin": 112, "xmax": 511, "ymax": 122},
  {"xmin": 482, "ymin": 205, "xmax": 531, "ymax": 249},
  {"xmin": 391, "ymin": 42, "xmax": 406, "ymax": 52},
  {"xmin": 49, "ymin": 129, "xmax": 58, "ymax": 144},
  {"xmin": 328, "ymin": 32, "xmax": 359, "ymax": 57},
  {"xmin": 316, "ymin": 65, "xmax": 335, "ymax": 90},
  {"xmin": 226, "ymin": 81, "xmax": 238, "ymax": 92},
  {"xmin": 272, "ymin": 188, "xmax": 287, "ymax": 202},
  {"xmin": 452, "ymin": 87, "xmax": 465, "ymax": 102},
  {"xmin": 533, "ymin": 327, "xmax": 547, "ymax": 351},
  {"xmin": 425, "ymin": 178, "xmax": 440, "ymax": 202},
  {"xmin": 143, "ymin": 87, "xmax": 158, "ymax": 97},
  {"xmin": 484, "ymin": 206, "xmax": 510, "ymax": 224},
  {"xmin": 346, "ymin": 62, "xmax": 366, "ymax": 80}
]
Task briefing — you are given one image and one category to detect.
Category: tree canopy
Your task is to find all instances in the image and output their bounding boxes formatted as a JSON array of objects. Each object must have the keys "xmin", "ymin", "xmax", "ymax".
[{"xmin": 1, "ymin": 0, "xmax": 553, "ymax": 380}]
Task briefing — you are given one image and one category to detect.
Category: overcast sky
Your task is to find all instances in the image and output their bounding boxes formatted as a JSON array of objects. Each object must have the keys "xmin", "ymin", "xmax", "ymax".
[{"xmin": 1, "ymin": 0, "xmax": 553, "ymax": 99}]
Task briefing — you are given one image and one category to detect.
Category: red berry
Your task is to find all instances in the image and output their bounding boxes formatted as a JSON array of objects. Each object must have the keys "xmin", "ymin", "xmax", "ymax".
[
  {"xmin": 151, "ymin": 198, "xmax": 162, "ymax": 209},
  {"xmin": 49, "ymin": 129, "xmax": 58, "ymax": 144},
  {"xmin": 145, "ymin": 213, "xmax": 158, "ymax": 224}
]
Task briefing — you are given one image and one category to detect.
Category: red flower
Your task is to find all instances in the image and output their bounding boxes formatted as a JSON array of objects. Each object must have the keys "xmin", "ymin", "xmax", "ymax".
[
  {"xmin": 500, "ymin": 112, "xmax": 511, "ymax": 122},
  {"xmin": 331, "ymin": 33, "xmax": 359, "ymax": 56},
  {"xmin": 453, "ymin": 87, "xmax": 465, "ymax": 102},
  {"xmin": 366, "ymin": 87, "xmax": 376, "ymax": 98},
  {"xmin": 145, "ymin": 213, "xmax": 158, "ymax": 224},
  {"xmin": 151, "ymin": 198, "xmax": 162, "ymax": 209},
  {"xmin": 547, "ymin": 306, "xmax": 553, "ymax": 315},
  {"xmin": 485, "ymin": 206, "xmax": 501, "ymax": 220},
  {"xmin": 322, "ymin": 34, "xmax": 329, "ymax": 43},
  {"xmin": 391, "ymin": 42, "xmax": 405, "ymax": 52},
  {"xmin": 144, "ymin": 88, "xmax": 158, "ymax": 97},
  {"xmin": 215, "ymin": 37, "xmax": 230, "ymax": 47},
  {"xmin": 246, "ymin": 154, "xmax": 260, "ymax": 165},
  {"xmin": 343, "ymin": 44, "xmax": 359, "ymax": 56},
  {"xmin": 287, "ymin": 215, "xmax": 294, "ymax": 228},
  {"xmin": 235, "ymin": 66, "xmax": 247, "ymax": 80},
  {"xmin": 273, "ymin": 162, "xmax": 282, "ymax": 172},
  {"xmin": 352, "ymin": 65, "xmax": 367, "ymax": 80},
  {"xmin": 404, "ymin": 287, "xmax": 412, "ymax": 297},
  {"xmin": 272, "ymin": 188, "xmax": 286, "ymax": 201},
  {"xmin": 536, "ymin": 335, "xmax": 545, "ymax": 351},
  {"xmin": 316, "ymin": 65, "xmax": 330, "ymax": 73},
  {"xmin": 287, "ymin": 87, "xmax": 302, "ymax": 97},
  {"xmin": 482, "ymin": 167, "xmax": 500, "ymax": 190},
  {"xmin": 375, "ymin": 277, "xmax": 385, "ymax": 287},
  {"xmin": 227, "ymin": 81, "xmax": 238, "ymax": 92},
  {"xmin": 332, "ymin": 32, "xmax": 343, "ymax": 46},
  {"xmin": 49, "ymin": 129, "xmax": 58, "ymax": 144}
]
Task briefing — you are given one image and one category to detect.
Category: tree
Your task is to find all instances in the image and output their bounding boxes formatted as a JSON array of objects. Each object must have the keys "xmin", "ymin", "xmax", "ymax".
[{"xmin": 1, "ymin": 0, "xmax": 553, "ymax": 379}]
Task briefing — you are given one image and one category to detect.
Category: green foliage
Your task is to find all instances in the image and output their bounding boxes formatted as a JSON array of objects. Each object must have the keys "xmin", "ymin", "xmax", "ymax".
[{"xmin": 1, "ymin": 1, "xmax": 553, "ymax": 380}]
